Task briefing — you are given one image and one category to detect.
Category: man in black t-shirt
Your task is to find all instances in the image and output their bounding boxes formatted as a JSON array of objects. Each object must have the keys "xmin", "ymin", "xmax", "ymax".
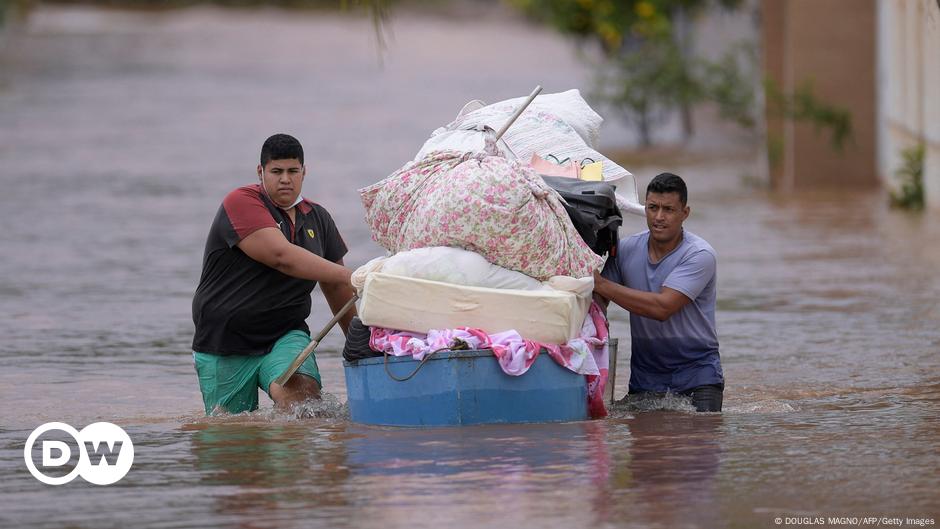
[{"xmin": 192, "ymin": 133, "xmax": 357, "ymax": 415}]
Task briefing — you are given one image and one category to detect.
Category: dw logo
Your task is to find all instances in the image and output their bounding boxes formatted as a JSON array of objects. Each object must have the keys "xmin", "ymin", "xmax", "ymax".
[{"xmin": 24, "ymin": 422, "xmax": 134, "ymax": 485}]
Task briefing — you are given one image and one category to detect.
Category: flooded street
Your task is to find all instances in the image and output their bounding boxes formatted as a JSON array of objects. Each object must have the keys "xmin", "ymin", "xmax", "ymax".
[{"xmin": 1, "ymin": 5, "xmax": 938, "ymax": 528}]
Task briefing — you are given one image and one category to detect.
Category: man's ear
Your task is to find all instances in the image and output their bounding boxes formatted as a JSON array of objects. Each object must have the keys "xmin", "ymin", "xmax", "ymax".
[{"xmin": 257, "ymin": 164, "xmax": 263, "ymax": 180}]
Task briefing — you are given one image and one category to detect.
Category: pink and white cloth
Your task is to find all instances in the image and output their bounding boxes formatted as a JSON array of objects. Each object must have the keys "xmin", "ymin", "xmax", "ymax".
[
  {"xmin": 369, "ymin": 302, "xmax": 610, "ymax": 418},
  {"xmin": 359, "ymin": 150, "xmax": 605, "ymax": 281}
]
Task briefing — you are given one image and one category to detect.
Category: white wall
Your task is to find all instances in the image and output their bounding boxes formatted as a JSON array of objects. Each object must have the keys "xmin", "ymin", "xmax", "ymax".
[
  {"xmin": 924, "ymin": 1, "xmax": 940, "ymax": 209},
  {"xmin": 878, "ymin": 0, "xmax": 940, "ymax": 209}
]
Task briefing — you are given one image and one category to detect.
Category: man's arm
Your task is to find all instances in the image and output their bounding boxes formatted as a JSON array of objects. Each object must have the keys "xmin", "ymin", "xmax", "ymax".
[
  {"xmin": 592, "ymin": 292, "xmax": 610, "ymax": 313},
  {"xmin": 237, "ymin": 227, "xmax": 351, "ymax": 285},
  {"xmin": 321, "ymin": 258, "xmax": 357, "ymax": 336},
  {"xmin": 593, "ymin": 271, "xmax": 691, "ymax": 322}
]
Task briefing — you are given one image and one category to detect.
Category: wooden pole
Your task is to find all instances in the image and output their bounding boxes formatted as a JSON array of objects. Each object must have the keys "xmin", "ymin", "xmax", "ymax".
[
  {"xmin": 604, "ymin": 338, "xmax": 619, "ymax": 405},
  {"xmin": 273, "ymin": 294, "xmax": 359, "ymax": 387},
  {"xmin": 493, "ymin": 85, "xmax": 542, "ymax": 142}
]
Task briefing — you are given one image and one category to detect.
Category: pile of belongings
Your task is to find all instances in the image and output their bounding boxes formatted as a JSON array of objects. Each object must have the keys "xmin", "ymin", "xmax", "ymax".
[{"xmin": 348, "ymin": 89, "xmax": 644, "ymax": 418}]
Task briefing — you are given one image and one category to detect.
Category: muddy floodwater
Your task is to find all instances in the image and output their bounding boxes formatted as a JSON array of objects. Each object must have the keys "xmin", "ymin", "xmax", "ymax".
[{"xmin": 1, "ymin": 5, "xmax": 938, "ymax": 529}]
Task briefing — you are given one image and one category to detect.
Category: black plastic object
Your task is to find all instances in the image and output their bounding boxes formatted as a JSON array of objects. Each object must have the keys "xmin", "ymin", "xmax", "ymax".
[
  {"xmin": 540, "ymin": 176, "xmax": 622, "ymax": 256},
  {"xmin": 342, "ymin": 317, "xmax": 382, "ymax": 362}
]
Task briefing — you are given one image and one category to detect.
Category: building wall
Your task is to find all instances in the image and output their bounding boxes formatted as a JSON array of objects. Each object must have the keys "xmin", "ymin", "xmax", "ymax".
[
  {"xmin": 878, "ymin": 0, "xmax": 940, "ymax": 210},
  {"xmin": 762, "ymin": 0, "xmax": 878, "ymax": 190},
  {"xmin": 927, "ymin": 3, "xmax": 940, "ymax": 210}
]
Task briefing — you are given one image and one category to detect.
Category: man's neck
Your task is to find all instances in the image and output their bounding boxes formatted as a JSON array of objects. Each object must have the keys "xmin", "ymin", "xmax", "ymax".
[{"xmin": 648, "ymin": 230, "xmax": 683, "ymax": 263}]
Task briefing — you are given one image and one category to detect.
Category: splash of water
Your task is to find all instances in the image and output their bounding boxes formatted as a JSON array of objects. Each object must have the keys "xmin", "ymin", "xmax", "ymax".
[
  {"xmin": 282, "ymin": 392, "xmax": 350, "ymax": 421},
  {"xmin": 724, "ymin": 400, "xmax": 797, "ymax": 414},
  {"xmin": 191, "ymin": 393, "xmax": 350, "ymax": 424},
  {"xmin": 608, "ymin": 392, "xmax": 698, "ymax": 414}
]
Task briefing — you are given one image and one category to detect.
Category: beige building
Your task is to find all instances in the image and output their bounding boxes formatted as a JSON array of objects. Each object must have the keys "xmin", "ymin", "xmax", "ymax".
[
  {"xmin": 762, "ymin": 0, "xmax": 879, "ymax": 190},
  {"xmin": 877, "ymin": 0, "xmax": 940, "ymax": 210},
  {"xmin": 762, "ymin": 0, "xmax": 940, "ymax": 210}
]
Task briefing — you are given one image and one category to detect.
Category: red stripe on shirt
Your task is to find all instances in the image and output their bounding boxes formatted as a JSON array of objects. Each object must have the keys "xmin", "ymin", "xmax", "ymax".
[{"xmin": 222, "ymin": 184, "xmax": 277, "ymax": 242}]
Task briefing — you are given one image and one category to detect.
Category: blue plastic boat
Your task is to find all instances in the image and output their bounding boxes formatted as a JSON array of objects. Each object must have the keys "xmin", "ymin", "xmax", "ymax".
[{"xmin": 343, "ymin": 349, "xmax": 588, "ymax": 427}]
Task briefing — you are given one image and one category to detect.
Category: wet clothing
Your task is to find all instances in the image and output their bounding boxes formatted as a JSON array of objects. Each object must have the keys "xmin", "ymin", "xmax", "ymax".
[
  {"xmin": 602, "ymin": 229, "xmax": 724, "ymax": 397},
  {"xmin": 682, "ymin": 384, "xmax": 723, "ymax": 412},
  {"xmin": 192, "ymin": 184, "xmax": 347, "ymax": 356},
  {"xmin": 194, "ymin": 330, "xmax": 321, "ymax": 415},
  {"xmin": 622, "ymin": 384, "xmax": 723, "ymax": 413}
]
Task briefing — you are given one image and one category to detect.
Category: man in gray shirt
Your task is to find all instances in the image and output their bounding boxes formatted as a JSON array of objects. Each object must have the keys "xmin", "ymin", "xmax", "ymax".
[{"xmin": 593, "ymin": 172, "xmax": 724, "ymax": 412}]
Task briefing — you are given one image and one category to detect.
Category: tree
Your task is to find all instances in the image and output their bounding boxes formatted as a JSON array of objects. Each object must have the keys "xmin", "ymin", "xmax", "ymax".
[{"xmin": 509, "ymin": 0, "xmax": 742, "ymax": 146}]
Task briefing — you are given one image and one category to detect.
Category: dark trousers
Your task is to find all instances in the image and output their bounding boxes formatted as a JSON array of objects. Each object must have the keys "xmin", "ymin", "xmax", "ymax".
[
  {"xmin": 627, "ymin": 384, "xmax": 724, "ymax": 412},
  {"xmin": 679, "ymin": 384, "xmax": 724, "ymax": 412}
]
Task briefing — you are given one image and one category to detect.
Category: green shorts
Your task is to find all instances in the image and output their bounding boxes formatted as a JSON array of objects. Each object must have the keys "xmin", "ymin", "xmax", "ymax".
[{"xmin": 193, "ymin": 330, "xmax": 322, "ymax": 415}]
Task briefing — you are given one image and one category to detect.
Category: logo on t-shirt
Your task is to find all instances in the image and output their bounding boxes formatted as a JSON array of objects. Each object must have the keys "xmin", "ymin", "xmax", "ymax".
[{"xmin": 306, "ymin": 229, "xmax": 316, "ymax": 239}]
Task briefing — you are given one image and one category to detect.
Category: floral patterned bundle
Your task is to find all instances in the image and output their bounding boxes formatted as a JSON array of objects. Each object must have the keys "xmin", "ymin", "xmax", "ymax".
[{"xmin": 359, "ymin": 150, "xmax": 605, "ymax": 281}]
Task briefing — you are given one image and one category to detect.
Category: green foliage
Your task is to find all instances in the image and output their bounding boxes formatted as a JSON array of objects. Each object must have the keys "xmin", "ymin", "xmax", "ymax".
[
  {"xmin": 764, "ymin": 78, "xmax": 853, "ymax": 152},
  {"xmin": 511, "ymin": 0, "xmax": 859, "ymax": 158},
  {"xmin": 37, "ymin": 0, "xmax": 390, "ymax": 11},
  {"xmin": 511, "ymin": 0, "xmax": 750, "ymax": 146},
  {"xmin": 509, "ymin": 0, "xmax": 739, "ymax": 52},
  {"xmin": 592, "ymin": 34, "xmax": 695, "ymax": 146},
  {"xmin": 889, "ymin": 144, "xmax": 925, "ymax": 210},
  {"xmin": 591, "ymin": 33, "xmax": 755, "ymax": 146},
  {"xmin": 766, "ymin": 133, "xmax": 783, "ymax": 168},
  {"xmin": 0, "ymin": 0, "xmax": 33, "ymax": 28},
  {"xmin": 699, "ymin": 43, "xmax": 756, "ymax": 128},
  {"xmin": 341, "ymin": 0, "xmax": 391, "ymax": 50},
  {"xmin": 32, "ymin": 0, "xmax": 391, "ymax": 43}
]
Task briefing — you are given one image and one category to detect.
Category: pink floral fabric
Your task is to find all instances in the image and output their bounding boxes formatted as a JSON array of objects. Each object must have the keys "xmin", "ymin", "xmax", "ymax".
[
  {"xmin": 368, "ymin": 302, "xmax": 610, "ymax": 418},
  {"xmin": 359, "ymin": 150, "xmax": 604, "ymax": 281}
]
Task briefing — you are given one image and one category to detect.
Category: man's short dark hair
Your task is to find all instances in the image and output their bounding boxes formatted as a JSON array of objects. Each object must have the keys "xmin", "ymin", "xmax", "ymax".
[
  {"xmin": 646, "ymin": 172, "xmax": 688, "ymax": 206},
  {"xmin": 260, "ymin": 133, "xmax": 304, "ymax": 167}
]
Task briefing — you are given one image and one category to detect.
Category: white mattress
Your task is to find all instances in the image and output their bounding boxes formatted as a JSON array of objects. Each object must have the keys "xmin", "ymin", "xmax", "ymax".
[{"xmin": 358, "ymin": 272, "xmax": 590, "ymax": 345}]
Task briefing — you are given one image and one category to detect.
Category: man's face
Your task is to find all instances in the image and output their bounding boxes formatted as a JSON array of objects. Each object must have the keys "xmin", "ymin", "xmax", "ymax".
[
  {"xmin": 645, "ymin": 191, "xmax": 690, "ymax": 244},
  {"xmin": 259, "ymin": 158, "xmax": 305, "ymax": 208}
]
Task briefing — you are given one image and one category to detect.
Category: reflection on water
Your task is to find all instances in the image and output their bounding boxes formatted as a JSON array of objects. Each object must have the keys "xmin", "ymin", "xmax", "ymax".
[
  {"xmin": 175, "ymin": 414, "xmax": 727, "ymax": 529},
  {"xmin": 187, "ymin": 421, "xmax": 353, "ymax": 522},
  {"xmin": 1, "ymin": 4, "xmax": 939, "ymax": 529},
  {"xmin": 612, "ymin": 413, "xmax": 723, "ymax": 528}
]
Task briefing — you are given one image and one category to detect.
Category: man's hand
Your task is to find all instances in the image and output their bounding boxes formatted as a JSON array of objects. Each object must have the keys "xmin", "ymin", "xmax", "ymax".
[
  {"xmin": 592, "ymin": 271, "xmax": 611, "ymax": 311},
  {"xmin": 321, "ymin": 258, "xmax": 358, "ymax": 335}
]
